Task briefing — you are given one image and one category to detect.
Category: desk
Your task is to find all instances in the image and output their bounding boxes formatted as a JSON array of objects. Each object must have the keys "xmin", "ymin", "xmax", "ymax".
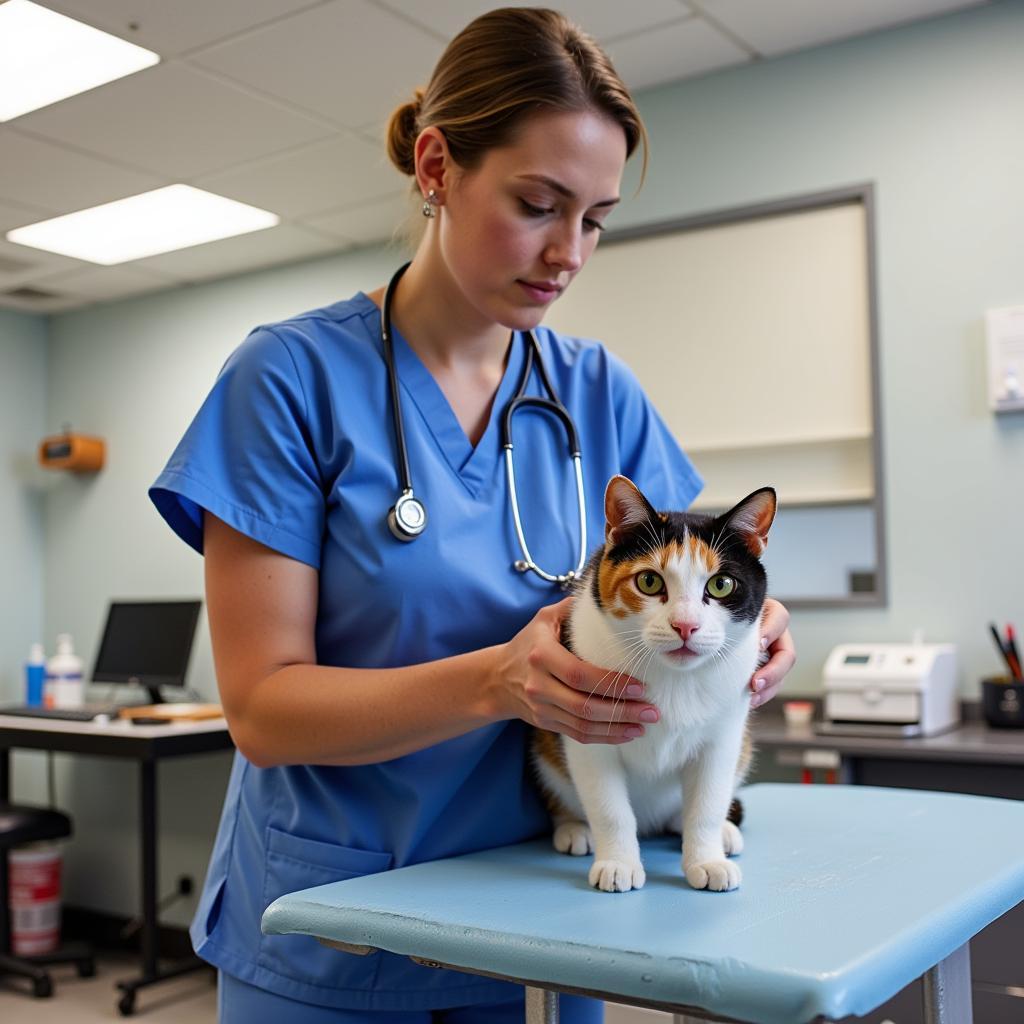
[
  {"xmin": 0, "ymin": 714, "xmax": 233, "ymax": 1015},
  {"xmin": 262, "ymin": 784, "xmax": 1024, "ymax": 1024}
]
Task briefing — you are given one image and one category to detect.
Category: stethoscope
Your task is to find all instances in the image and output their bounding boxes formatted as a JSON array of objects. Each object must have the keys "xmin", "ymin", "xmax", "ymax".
[{"xmin": 381, "ymin": 262, "xmax": 588, "ymax": 589}]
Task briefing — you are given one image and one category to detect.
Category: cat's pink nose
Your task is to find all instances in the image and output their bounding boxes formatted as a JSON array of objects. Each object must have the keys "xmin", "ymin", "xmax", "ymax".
[{"xmin": 670, "ymin": 620, "xmax": 699, "ymax": 641}]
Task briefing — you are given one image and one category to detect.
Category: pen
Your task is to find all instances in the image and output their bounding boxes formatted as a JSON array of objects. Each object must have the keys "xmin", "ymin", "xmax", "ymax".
[
  {"xmin": 989, "ymin": 622, "xmax": 1019, "ymax": 680},
  {"xmin": 1007, "ymin": 624, "xmax": 1023, "ymax": 681},
  {"xmin": 1007, "ymin": 624, "xmax": 1022, "ymax": 663}
]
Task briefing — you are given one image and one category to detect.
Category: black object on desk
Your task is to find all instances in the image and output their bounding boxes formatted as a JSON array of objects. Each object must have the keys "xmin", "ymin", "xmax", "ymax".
[
  {"xmin": 981, "ymin": 677, "xmax": 1024, "ymax": 728},
  {"xmin": 0, "ymin": 714, "xmax": 233, "ymax": 1015}
]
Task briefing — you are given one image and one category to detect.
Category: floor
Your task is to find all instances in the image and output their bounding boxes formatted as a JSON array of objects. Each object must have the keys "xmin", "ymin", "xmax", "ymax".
[
  {"xmin": 0, "ymin": 953, "xmax": 672, "ymax": 1022},
  {"xmin": 0, "ymin": 952, "xmax": 217, "ymax": 1023}
]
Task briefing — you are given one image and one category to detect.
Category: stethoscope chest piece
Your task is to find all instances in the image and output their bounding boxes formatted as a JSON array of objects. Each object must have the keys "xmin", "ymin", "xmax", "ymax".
[{"xmin": 388, "ymin": 490, "xmax": 427, "ymax": 541}]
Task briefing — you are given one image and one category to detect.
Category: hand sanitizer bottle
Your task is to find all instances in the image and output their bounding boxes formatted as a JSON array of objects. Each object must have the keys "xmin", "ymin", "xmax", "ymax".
[
  {"xmin": 46, "ymin": 635, "xmax": 84, "ymax": 709},
  {"xmin": 25, "ymin": 644, "xmax": 46, "ymax": 707}
]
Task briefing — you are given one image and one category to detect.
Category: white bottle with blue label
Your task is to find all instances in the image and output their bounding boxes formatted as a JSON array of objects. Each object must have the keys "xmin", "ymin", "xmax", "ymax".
[{"xmin": 46, "ymin": 634, "xmax": 84, "ymax": 709}]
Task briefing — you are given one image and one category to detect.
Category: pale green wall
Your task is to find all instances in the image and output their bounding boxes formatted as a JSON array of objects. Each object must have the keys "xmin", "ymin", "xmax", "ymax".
[
  {"xmin": 0, "ymin": 310, "xmax": 46, "ymax": 697},
  {"xmin": 9, "ymin": 0, "xmax": 1024, "ymax": 923}
]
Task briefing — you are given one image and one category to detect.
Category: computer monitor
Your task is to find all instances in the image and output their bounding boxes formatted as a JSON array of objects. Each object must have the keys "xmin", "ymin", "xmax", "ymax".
[{"xmin": 91, "ymin": 600, "xmax": 202, "ymax": 704}]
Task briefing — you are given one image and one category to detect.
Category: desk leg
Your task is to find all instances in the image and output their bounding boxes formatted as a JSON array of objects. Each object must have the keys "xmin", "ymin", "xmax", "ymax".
[
  {"xmin": 922, "ymin": 942, "xmax": 972, "ymax": 1024},
  {"xmin": 140, "ymin": 758, "xmax": 158, "ymax": 978},
  {"xmin": 0, "ymin": 746, "xmax": 10, "ymax": 801},
  {"xmin": 114, "ymin": 758, "xmax": 209, "ymax": 1015},
  {"xmin": 525, "ymin": 986, "xmax": 559, "ymax": 1023}
]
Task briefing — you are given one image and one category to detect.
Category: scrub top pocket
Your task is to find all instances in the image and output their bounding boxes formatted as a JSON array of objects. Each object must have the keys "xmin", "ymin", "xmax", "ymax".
[{"xmin": 259, "ymin": 826, "xmax": 393, "ymax": 988}]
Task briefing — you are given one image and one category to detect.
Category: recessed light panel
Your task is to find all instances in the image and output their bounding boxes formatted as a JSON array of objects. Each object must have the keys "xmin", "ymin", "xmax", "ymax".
[
  {"xmin": 6, "ymin": 185, "xmax": 281, "ymax": 264},
  {"xmin": 0, "ymin": 0, "xmax": 160, "ymax": 122}
]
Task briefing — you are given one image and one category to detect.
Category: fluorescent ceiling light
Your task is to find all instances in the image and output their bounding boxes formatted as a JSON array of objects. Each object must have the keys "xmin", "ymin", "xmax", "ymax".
[
  {"xmin": 0, "ymin": 0, "xmax": 160, "ymax": 122},
  {"xmin": 6, "ymin": 185, "xmax": 281, "ymax": 264}
]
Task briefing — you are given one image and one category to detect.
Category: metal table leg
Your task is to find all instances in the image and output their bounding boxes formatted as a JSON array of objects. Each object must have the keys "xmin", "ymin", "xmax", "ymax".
[
  {"xmin": 525, "ymin": 986, "xmax": 559, "ymax": 1023},
  {"xmin": 114, "ymin": 757, "xmax": 208, "ymax": 1014},
  {"xmin": 922, "ymin": 942, "xmax": 972, "ymax": 1024}
]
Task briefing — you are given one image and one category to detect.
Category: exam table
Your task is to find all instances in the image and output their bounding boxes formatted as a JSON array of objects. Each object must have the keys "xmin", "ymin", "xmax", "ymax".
[{"xmin": 262, "ymin": 784, "xmax": 1024, "ymax": 1023}]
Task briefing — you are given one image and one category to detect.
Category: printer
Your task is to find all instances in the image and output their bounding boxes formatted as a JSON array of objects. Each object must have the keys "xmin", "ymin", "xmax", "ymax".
[{"xmin": 818, "ymin": 642, "xmax": 959, "ymax": 738}]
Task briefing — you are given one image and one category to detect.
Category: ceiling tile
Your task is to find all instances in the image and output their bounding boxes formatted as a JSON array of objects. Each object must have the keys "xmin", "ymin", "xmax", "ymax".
[
  {"xmin": 0, "ymin": 197, "xmax": 52, "ymax": 234},
  {"xmin": 605, "ymin": 17, "xmax": 751, "ymax": 92},
  {"xmin": 130, "ymin": 223, "xmax": 345, "ymax": 282},
  {"xmin": 0, "ymin": 128, "xmax": 164, "ymax": 216},
  {"xmin": 373, "ymin": 0, "xmax": 690, "ymax": 41},
  {"xmin": 190, "ymin": 0, "xmax": 443, "ymax": 130},
  {"xmin": 693, "ymin": 0, "xmax": 989, "ymax": 57},
  {"xmin": 0, "ymin": 236, "xmax": 89, "ymax": 288},
  {"xmin": 301, "ymin": 191, "xmax": 411, "ymax": 247},
  {"xmin": 12, "ymin": 63, "xmax": 334, "ymax": 180},
  {"xmin": 195, "ymin": 132, "xmax": 405, "ymax": 220},
  {"xmin": 43, "ymin": 0, "xmax": 326, "ymax": 57},
  {"xmin": 22, "ymin": 262, "xmax": 184, "ymax": 305}
]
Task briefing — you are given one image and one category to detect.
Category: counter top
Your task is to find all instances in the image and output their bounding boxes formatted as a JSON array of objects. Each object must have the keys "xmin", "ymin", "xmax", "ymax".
[{"xmin": 753, "ymin": 710, "xmax": 1024, "ymax": 765}]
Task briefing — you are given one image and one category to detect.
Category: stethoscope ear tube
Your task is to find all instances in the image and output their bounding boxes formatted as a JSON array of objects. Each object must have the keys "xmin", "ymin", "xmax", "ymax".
[{"xmin": 382, "ymin": 263, "xmax": 424, "ymax": 538}]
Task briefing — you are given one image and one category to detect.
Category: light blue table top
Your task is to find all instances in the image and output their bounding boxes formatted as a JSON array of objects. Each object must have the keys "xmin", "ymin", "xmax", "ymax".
[{"xmin": 263, "ymin": 783, "xmax": 1024, "ymax": 1023}]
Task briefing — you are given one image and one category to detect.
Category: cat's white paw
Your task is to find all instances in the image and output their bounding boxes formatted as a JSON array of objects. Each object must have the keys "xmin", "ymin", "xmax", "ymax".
[
  {"xmin": 589, "ymin": 858, "xmax": 646, "ymax": 892},
  {"xmin": 553, "ymin": 822, "xmax": 593, "ymax": 856},
  {"xmin": 685, "ymin": 858, "xmax": 741, "ymax": 892},
  {"xmin": 722, "ymin": 820, "xmax": 743, "ymax": 856}
]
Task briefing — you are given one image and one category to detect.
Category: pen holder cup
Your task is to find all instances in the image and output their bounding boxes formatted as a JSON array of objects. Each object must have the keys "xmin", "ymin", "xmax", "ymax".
[{"xmin": 981, "ymin": 676, "xmax": 1024, "ymax": 728}]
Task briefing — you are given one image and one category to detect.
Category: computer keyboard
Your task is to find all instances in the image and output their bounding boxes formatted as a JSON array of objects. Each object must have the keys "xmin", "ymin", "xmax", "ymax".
[{"xmin": 0, "ymin": 704, "xmax": 121, "ymax": 722}]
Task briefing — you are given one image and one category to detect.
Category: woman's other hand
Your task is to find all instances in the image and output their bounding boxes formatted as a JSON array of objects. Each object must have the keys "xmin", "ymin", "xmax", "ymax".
[
  {"xmin": 750, "ymin": 597, "xmax": 795, "ymax": 708},
  {"xmin": 490, "ymin": 597, "xmax": 659, "ymax": 744}
]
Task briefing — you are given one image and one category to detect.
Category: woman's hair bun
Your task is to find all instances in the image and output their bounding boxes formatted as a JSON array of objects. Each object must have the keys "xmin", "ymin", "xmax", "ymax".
[{"xmin": 386, "ymin": 87, "xmax": 425, "ymax": 177}]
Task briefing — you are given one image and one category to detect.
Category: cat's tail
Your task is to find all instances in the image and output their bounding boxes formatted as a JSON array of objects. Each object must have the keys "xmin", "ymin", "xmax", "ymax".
[{"xmin": 727, "ymin": 798, "xmax": 744, "ymax": 827}]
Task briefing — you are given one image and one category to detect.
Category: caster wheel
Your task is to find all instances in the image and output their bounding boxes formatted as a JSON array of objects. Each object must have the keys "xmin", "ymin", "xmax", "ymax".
[
  {"xmin": 77, "ymin": 958, "xmax": 96, "ymax": 978},
  {"xmin": 33, "ymin": 975, "xmax": 53, "ymax": 998},
  {"xmin": 118, "ymin": 992, "xmax": 136, "ymax": 1016}
]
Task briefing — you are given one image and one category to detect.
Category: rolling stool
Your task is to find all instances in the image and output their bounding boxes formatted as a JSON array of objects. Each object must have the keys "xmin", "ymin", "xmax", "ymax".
[{"xmin": 0, "ymin": 803, "xmax": 95, "ymax": 997}]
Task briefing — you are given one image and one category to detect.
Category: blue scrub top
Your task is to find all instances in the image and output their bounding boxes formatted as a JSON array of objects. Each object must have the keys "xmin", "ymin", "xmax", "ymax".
[{"xmin": 150, "ymin": 291, "xmax": 702, "ymax": 1011}]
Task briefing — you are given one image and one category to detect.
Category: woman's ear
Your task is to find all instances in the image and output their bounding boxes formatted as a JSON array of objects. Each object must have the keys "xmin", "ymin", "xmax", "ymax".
[{"xmin": 413, "ymin": 127, "xmax": 451, "ymax": 206}]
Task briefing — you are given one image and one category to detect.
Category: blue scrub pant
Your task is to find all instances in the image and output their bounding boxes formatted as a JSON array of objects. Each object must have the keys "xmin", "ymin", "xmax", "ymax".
[{"xmin": 218, "ymin": 972, "xmax": 604, "ymax": 1023}]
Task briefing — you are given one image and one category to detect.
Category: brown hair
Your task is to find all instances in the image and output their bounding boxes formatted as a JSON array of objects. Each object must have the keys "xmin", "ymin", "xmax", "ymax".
[{"xmin": 386, "ymin": 7, "xmax": 647, "ymax": 185}]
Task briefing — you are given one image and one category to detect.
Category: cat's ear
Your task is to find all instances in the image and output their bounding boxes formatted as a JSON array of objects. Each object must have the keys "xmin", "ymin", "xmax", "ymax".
[
  {"xmin": 604, "ymin": 475, "xmax": 658, "ymax": 546},
  {"xmin": 720, "ymin": 487, "xmax": 777, "ymax": 557}
]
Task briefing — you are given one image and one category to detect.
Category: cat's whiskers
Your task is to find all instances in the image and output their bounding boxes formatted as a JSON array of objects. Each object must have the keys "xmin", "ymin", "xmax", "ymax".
[
  {"xmin": 597, "ymin": 642, "xmax": 658, "ymax": 734},
  {"xmin": 581, "ymin": 635, "xmax": 651, "ymax": 709}
]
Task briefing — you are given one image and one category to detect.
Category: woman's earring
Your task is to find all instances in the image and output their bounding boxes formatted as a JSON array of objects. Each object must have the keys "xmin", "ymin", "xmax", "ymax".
[{"xmin": 421, "ymin": 189, "xmax": 438, "ymax": 218}]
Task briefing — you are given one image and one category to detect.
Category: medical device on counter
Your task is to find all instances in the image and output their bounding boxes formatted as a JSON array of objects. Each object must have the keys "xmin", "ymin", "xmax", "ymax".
[{"xmin": 817, "ymin": 641, "xmax": 959, "ymax": 738}]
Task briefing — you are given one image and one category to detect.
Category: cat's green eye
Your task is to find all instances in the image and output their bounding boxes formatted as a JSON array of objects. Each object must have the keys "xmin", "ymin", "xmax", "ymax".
[
  {"xmin": 635, "ymin": 571, "xmax": 665, "ymax": 596},
  {"xmin": 706, "ymin": 574, "xmax": 736, "ymax": 599}
]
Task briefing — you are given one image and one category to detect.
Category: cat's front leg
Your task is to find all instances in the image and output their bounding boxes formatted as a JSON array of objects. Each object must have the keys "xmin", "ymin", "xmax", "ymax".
[
  {"xmin": 680, "ymin": 718, "xmax": 747, "ymax": 892},
  {"xmin": 565, "ymin": 744, "xmax": 645, "ymax": 892}
]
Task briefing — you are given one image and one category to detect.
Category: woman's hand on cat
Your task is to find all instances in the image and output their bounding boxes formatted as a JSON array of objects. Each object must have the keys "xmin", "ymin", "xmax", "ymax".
[
  {"xmin": 491, "ymin": 597, "xmax": 660, "ymax": 744},
  {"xmin": 750, "ymin": 598, "xmax": 795, "ymax": 708}
]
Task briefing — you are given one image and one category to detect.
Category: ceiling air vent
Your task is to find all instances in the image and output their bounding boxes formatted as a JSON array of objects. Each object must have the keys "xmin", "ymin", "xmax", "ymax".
[
  {"xmin": 2, "ymin": 286, "xmax": 62, "ymax": 300},
  {"xmin": 0, "ymin": 254, "xmax": 35, "ymax": 274}
]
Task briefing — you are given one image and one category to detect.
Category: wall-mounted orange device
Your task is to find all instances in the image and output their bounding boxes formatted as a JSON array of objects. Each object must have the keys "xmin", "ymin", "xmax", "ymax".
[{"xmin": 38, "ymin": 431, "xmax": 106, "ymax": 472}]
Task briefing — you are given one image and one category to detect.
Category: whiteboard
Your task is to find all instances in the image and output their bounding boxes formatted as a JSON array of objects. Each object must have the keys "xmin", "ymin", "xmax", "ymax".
[{"xmin": 543, "ymin": 200, "xmax": 875, "ymax": 511}]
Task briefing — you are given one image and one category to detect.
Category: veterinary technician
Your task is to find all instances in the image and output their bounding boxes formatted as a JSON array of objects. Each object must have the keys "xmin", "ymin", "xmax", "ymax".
[{"xmin": 150, "ymin": 8, "xmax": 795, "ymax": 1022}]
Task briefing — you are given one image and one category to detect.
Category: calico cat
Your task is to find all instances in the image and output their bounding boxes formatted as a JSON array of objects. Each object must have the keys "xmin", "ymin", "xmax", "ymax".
[{"xmin": 532, "ymin": 475, "xmax": 776, "ymax": 893}]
